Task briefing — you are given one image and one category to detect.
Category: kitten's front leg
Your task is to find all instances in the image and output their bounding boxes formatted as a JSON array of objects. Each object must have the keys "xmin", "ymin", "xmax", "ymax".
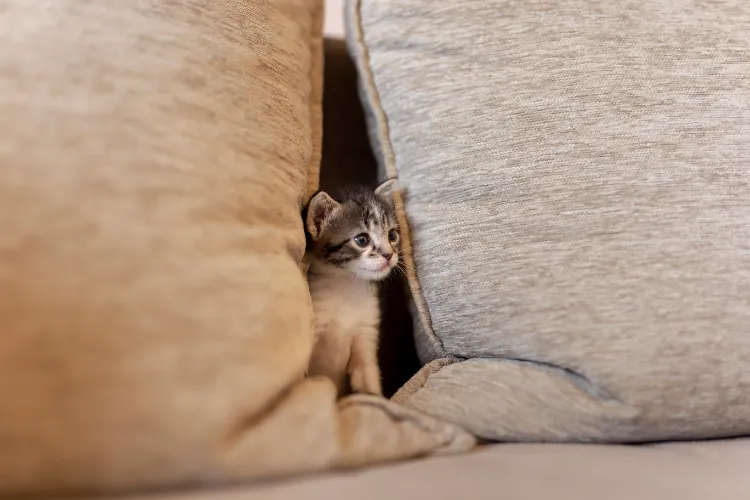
[
  {"xmin": 308, "ymin": 329, "xmax": 351, "ymax": 396},
  {"xmin": 348, "ymin": 329, "xmax": 382, "ymax": 396}
]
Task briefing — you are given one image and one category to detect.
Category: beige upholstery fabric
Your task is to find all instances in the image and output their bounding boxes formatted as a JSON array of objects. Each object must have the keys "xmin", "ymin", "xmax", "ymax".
[
  {"xmin": 0, "ymin": 1, "xmax": 472, "ymax": 495},
  {"xmin": 348, "ymin": 0, "xmax": 750, "ymax": 442},
  {"xmin": 130, "ymin": 439, "xmax": 750, "ymax": 500}
]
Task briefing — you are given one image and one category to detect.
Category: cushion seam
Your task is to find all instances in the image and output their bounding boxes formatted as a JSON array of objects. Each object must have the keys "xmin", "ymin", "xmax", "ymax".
[
  {"xmin": 346, "ymin": 0, "xmax": 448, "ymax": 359},
  {"xmin": 391, "ymin": 358, "xmax": 458, "ymax": 405},
  {"xmin": 305, "ymin": 1, "xmax": 325, "ymax": 201}
]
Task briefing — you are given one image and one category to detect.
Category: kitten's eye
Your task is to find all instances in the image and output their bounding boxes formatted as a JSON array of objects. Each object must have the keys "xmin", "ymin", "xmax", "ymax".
[
  {"xmin": 388, "ymin": 229, "xmax": 399, "ymax": 242},
  {"xmin": 353, "ymin": 233, "xmax": 370, "ymax": 247}
]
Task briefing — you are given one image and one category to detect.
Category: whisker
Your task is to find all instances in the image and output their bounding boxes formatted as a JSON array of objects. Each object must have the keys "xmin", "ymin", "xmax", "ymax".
[{"xmin": 392, "ymin": 263, "xmax": 407, "ymax": 279}]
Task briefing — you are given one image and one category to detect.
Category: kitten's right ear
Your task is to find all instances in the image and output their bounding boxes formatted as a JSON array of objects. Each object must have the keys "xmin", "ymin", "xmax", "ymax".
[
  {"xmin": 306, "ymin": 191, "xmax": 339, "ymax": 239},
  {"xmin": 374, "ymin": 178, "xmax": 397, "ymax": 201}
]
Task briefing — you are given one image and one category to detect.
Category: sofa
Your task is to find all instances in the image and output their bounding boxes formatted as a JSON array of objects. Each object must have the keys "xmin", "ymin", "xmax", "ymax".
[{"xmin": 1, "ymin": 1, "xmax": 749, "ymax": 498}]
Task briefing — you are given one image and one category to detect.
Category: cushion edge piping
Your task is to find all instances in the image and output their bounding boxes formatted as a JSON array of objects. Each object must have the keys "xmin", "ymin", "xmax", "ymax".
[
  {"xmin": 344, "ymin": 0, "xmax": 448, "ymax": 359},
  {"xmin": 305, "ymin": 0, "xmax": 325, "ymax": 200}
]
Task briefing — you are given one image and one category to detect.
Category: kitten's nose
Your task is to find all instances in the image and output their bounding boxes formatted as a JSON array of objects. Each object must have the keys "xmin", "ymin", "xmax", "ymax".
[{"xmin": 381, "ymin": 252, "xmax": 393, "ymax": 261}]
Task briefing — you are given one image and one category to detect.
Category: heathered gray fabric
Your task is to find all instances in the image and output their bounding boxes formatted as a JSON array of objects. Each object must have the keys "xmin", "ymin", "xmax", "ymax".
[{"xmin": 348, "ymin": 0, "xmax": 750, "ymax": 442}]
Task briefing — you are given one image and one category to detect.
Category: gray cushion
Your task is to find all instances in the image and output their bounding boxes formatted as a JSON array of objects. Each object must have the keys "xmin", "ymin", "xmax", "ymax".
[{"xmin": 347, "ymin": 0, "xmax": 750, "ymax": 442}]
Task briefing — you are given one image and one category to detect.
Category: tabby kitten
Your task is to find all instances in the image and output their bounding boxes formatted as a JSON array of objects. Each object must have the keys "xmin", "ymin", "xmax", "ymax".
[{"xmin": 304, "ymin": 179, "xmax": 400, "ymax": 396}]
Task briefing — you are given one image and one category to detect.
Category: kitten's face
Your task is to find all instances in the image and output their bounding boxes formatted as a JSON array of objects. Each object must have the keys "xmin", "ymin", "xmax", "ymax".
[{"xmin": 306, "ymin": 180, "xmax": 400, "ymax": 281}]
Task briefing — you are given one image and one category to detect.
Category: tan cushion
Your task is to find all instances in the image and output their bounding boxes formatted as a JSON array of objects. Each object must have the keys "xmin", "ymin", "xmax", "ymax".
[
  {"xmin": 348, "ymin": 0, "xmax": 750, "ymax": 442},
  {"xmin": 0, "ymin": 1, "xmax": 472, "ymax": 495}
]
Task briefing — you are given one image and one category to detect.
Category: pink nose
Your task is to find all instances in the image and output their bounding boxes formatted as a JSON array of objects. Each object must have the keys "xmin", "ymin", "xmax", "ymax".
[{"xmin": 381, "ymin": 252, "xmax": 393, "ymax": 261}]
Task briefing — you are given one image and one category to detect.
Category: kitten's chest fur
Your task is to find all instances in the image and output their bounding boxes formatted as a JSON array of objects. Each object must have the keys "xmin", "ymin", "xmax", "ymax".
[{"xmin": 308, "ymin": 265, "xmax": 379, "ymax": 336}]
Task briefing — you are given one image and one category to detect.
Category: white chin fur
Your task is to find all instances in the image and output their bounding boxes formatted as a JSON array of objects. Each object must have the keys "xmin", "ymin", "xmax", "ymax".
[
  {"xmin": 352, "ymin": 259, "xmax": 395, "ymax": 281},
  {"xmin": 345, "ymin": 256, "xmax": 398, "ymax": 281},
  {"xmin": 355, "ymin": 267, "xmax": 393, "ymax": 281}
]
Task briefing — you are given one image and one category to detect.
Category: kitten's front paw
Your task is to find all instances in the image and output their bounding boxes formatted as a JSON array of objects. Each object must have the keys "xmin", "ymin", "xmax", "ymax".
[{"xmin": 349, "ymin": 366, "xmax": 382, "ymax": 396}]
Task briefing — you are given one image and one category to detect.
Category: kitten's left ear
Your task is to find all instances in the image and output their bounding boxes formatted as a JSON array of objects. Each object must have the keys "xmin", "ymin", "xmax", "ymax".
[
  {"xmin": 374, "ymin": 178, "xmax": 398, "ymax": 204},
  {"xmin": 305, "ymin": 191, "xmax": 339, "ymax": 240}
]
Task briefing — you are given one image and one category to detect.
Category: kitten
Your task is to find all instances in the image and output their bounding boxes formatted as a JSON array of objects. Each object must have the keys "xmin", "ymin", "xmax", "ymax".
[{"xmin": 304, "ymin": 179, "xmax": 400, "ymax": 397}]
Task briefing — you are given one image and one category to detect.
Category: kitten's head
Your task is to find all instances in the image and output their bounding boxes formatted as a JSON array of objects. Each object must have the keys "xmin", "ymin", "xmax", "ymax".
[{"xmin": 305, "ymin": 179, "xmax": 400, "ymax": 281}]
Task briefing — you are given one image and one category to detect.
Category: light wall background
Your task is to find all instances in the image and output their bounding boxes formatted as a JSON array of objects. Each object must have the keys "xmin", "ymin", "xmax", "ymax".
[{"xmin": 325, "ymin": 0, "xmax": 345, "ymax": 37}]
